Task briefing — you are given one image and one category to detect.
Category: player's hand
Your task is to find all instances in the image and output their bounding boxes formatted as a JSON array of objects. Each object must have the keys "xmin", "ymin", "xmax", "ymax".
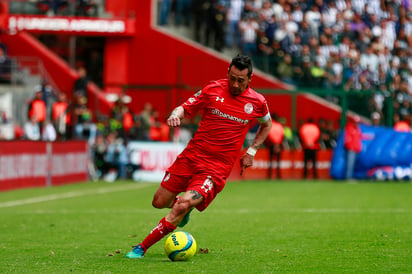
[
  {"xmin": 240, "ymin": 153, "xmax": 254, "ymax": 176},
  {"xmin": 167, "ymin": 114, "xmax": 181, "ymax": 127}
]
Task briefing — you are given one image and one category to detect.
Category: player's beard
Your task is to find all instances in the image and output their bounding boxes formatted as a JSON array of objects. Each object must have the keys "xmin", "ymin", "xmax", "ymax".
[{"xmin": 229, "ymin": 87, "xmax": 242, "ymax": 96}]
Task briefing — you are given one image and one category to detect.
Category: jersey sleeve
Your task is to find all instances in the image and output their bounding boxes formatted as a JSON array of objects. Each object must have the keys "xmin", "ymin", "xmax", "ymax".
[
  {"xmin": 256, "ymin": 101, "xmax": 271, "ymax": 124},
  {"xmin": 181, "ymin": 88, "xmax": 207, "ymax": 116}
]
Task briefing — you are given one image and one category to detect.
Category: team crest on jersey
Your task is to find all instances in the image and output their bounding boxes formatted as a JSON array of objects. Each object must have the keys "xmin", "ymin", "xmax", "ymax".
[{"xmin": 244, "ymin": 103, "xmax": 253, "ymax": 114}]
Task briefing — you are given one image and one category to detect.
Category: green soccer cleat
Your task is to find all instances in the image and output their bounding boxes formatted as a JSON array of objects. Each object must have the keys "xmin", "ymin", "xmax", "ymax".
[
  {"xmin": 126, "ymin": 244, "xmax": 145, "ymax": 259},
  {"xmin": 178, "ymin": 208, "xmax": 193, "ymax": 227}
]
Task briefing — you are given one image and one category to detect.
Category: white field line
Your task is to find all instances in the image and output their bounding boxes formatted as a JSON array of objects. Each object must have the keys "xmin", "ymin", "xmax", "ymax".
[
  {"xmin": 0, "ymin": 184, "xmax": 153, "ymax": 208},
  {"xmin": 205, "ymin": 208, "xmax": 412, "ymax": 214}
]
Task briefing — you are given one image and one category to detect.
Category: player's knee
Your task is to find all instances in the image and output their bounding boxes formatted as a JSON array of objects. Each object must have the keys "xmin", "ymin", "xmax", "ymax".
[{"xmin": 152, "ymin": 196, "xmax": 168, "ymax": 209}]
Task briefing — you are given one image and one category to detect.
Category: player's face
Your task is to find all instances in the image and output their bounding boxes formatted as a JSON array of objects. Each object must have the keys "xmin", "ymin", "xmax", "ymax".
[{"xmin": 227, "ymin": 66, "xmax": 252, "ymax": 96}]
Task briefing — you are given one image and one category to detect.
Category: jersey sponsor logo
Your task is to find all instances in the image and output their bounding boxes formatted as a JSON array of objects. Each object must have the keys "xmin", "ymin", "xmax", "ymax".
[
  {"xmin": 216, "ymin": 96, "xmax": 224, "ymax": 102},
  {"xmin": 211, "ymin": 108, "xmax": 249, "ymax": 124},
  {"xmin": 244, "ymin": 103, "xmax": 253, "ymax": 114}
]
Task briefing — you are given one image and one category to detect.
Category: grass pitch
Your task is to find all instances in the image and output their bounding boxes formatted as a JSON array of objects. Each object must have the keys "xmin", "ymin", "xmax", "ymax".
[{"xmin": 1, "ymin": 180, "xmax": 412, "ymax": 273}]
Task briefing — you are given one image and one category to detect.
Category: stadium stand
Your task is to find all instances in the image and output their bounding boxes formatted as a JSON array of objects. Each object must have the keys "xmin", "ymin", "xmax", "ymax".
[{"xmin": 162, "ymin": 0, "xmax": 412, "ymax": 128}]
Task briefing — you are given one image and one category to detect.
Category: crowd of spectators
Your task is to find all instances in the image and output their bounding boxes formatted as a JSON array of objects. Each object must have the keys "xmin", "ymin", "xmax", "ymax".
[
  {"xmin": 163, "ymin": 0, "xmax": 412, "ymax": 126},
  {"xmin": 28, "ymin": 0, "xmax": 98, "ymax": 17}
]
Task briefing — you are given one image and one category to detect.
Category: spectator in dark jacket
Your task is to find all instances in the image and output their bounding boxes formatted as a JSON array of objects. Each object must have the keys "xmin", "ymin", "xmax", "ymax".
[
  {"xmin": 73, "ymin": 66, "xmax": 89, "ymax": 97},
  {"xmin": 0, "ymin": 47, "xmax": 11, "ymax": 84}
]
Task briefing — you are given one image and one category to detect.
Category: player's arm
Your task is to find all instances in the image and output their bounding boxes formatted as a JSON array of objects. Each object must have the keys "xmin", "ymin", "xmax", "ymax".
[
  {"xmin": 167, "ymin": 106, "xmax": 186, "ymax": 127},
  {"xmin": 249, "ymin": 118, "xmax": 272, "ymax": 151},
  {"xmin": 240, "ymin": 118, "xmax": 272, "ymax": 175}
]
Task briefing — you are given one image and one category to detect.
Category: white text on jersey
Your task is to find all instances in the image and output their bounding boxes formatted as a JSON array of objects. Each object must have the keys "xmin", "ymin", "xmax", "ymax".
[{"xmin": 211, "ymin": 108, "xmax": 248, "ymax": 125}]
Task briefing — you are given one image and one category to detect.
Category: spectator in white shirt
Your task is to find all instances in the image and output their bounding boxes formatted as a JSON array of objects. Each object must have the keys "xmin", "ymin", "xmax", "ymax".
[
  {"xmin": 226, "ymin": 0, "xmax": 244, "ymax": 48},
  {"xmin": 321, "ymin": 1, "xmax": 338, "ymax": 28},
  {"xmin": 305, "ymin": 4, "xmax": 321, "ymax": 37},
  {"xmin": 360, "ymin": 45, "xmax": 379, "ymax": 72},
  {"xmin": 24, "ymin": 116, "xmax": 41, "ymax": 141},
  {"xmin": 239, "ymin": 15, "xmax": 259, "ymax": 56},
  {"xmin": 42, "ymin": 119, "xmax": 57, "ymax": 141}
]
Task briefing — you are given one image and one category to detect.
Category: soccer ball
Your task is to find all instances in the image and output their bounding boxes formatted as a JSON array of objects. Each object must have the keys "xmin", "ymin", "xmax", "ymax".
[{"xmin": 164, "ymin": 231, "xmax": 197, "ymax": 261}]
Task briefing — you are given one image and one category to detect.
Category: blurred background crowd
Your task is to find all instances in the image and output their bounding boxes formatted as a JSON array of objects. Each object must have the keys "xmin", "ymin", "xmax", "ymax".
[{"xmin": 162, "ymin": 0, "xmax": 412, "ymax": 126}]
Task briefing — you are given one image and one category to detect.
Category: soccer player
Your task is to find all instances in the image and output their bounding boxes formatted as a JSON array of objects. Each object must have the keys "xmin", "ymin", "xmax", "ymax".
[{"xmin": 126, "ymin": 54, "xmax": 272, "ymax": 258}]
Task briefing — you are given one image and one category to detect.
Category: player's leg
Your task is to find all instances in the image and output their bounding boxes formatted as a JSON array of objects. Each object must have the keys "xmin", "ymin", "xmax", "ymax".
[
  {"xmin": 303, "ymin": 149, "xmax": 309, "ymax": 178},
  {"xmin": 312, "ymin": 149, "xmax": 318, "ymax": 179},
  {"xmin": 175, "ymin": 174, "xmax": 219, "ymax": 227},
  {"xmin": 166, "ymin": 189, "xmax": 204, "ymax": 226},
  {"xmin": 152, "ymin": 184, "xmax": 192, "ymax": 226},
  {"xmin": 126, "ymin": 171, "xmax": 189, "ymax": 259},
  {"xmin": 126, "ymin": 186, "xmax": 178, "ymax": 259},
  {"xmin": 126, "ymin": 189, "xmax": 203, "ymax": 259},
  {"xmin": 152, "ymin": 186, "xmax": 200, "ymax": 227},
  {"xmin": 125, "ymin": 212, "xmax": 177, "ymax": 259},
  {"xmin": 152, "ymin": 185, "xmax": 180, "ymax": 209},
  {"xmin": 126, "ymin": 171, "xmax": 216, "ymax": 259}
]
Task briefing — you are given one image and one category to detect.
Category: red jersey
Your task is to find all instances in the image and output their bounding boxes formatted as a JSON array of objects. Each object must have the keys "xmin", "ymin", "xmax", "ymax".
[
  {"xmin": 169, "ymin": 79, "xmax": 270, "ymax": 178},
  {"xmin": 28, "ymin": 99, "xmax": 47, "ymax": 122},
  {"xmin": 299, "ymin": 123, "xmax": 321, "ymax": 149},
  {"xmin": 344, "ymin": 122, "xmax": 362, "ymax": 153}
]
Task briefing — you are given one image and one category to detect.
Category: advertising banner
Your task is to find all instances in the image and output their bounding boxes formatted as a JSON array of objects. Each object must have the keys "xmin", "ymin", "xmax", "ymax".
[
  {"xmin": 128, "ymin": 142, "xmax": 332, "ymax": 182},
  {"xmin": 127, "ymin": 142, "xmax": 185, "ymax": 182},
  {"xmin": 0, "ymin": 141, "xmax": 47, "ymax": 190},
  {"xmin": 229, "ymin": 149, "xmax": 333, "ymax": 181},
  {"xmin": 0, "ymin": 141, "xmax": 88, "ymax": 191},
  {"xmin": 50, "ymin": 141, "xmax": 89, "ymax": 186},
  {"xmin": 7, "ymin": 15, "xmax": 136, "ymax": 36},
  {"xmin": 330, "ymin": 124, "xmax": 412, "ymax": 180}
]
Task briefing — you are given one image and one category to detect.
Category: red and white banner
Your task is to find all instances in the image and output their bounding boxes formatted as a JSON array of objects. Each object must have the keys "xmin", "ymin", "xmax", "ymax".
[
  {"xmin": 7, "ymin": 15, "xmax": 136, "ymax": 36},
  {"xmin": 0, "ymin": 141, "xmax": 332, "ymax": 191},
  {"xmin": 127, "ymin": 141, "xmax": 185, "ymax": 182},
  {"xmin": 0, "ymin": 141, "xmax": 88, "ymax": 191},
  {"xmin": 127, "ymin": 142, "xmax": 332, "ymax": 182},
  {"xmin": 50, "ymin": 142, "xmax": 89, "ymax": 186},
  {"xmin": 229, "ymin": 149, "xmax": 333, "ymax": 181}
]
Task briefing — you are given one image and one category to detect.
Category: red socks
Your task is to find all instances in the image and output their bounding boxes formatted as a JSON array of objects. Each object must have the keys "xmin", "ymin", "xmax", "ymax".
[{"xmin": 141, "ymin": 217, "xmax": 176, "ymax": 251}]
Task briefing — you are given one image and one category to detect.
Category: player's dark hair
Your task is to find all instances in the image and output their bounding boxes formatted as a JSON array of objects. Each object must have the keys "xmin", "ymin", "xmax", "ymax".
[{"xmin": 229, "ymin": 54, "xmax": 253, "ymax": 77}]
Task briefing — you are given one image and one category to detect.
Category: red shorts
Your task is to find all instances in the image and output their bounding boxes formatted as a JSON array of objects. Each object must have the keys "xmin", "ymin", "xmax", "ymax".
[{"xmin": 160, "ymin": 158, "xmax": 227, "ymax": 211}]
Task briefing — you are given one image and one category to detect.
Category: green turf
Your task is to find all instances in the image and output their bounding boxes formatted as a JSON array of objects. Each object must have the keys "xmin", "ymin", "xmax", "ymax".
[{"xmin": 1, "ymin": 180, "xmax": 412, "ymax": 273}]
